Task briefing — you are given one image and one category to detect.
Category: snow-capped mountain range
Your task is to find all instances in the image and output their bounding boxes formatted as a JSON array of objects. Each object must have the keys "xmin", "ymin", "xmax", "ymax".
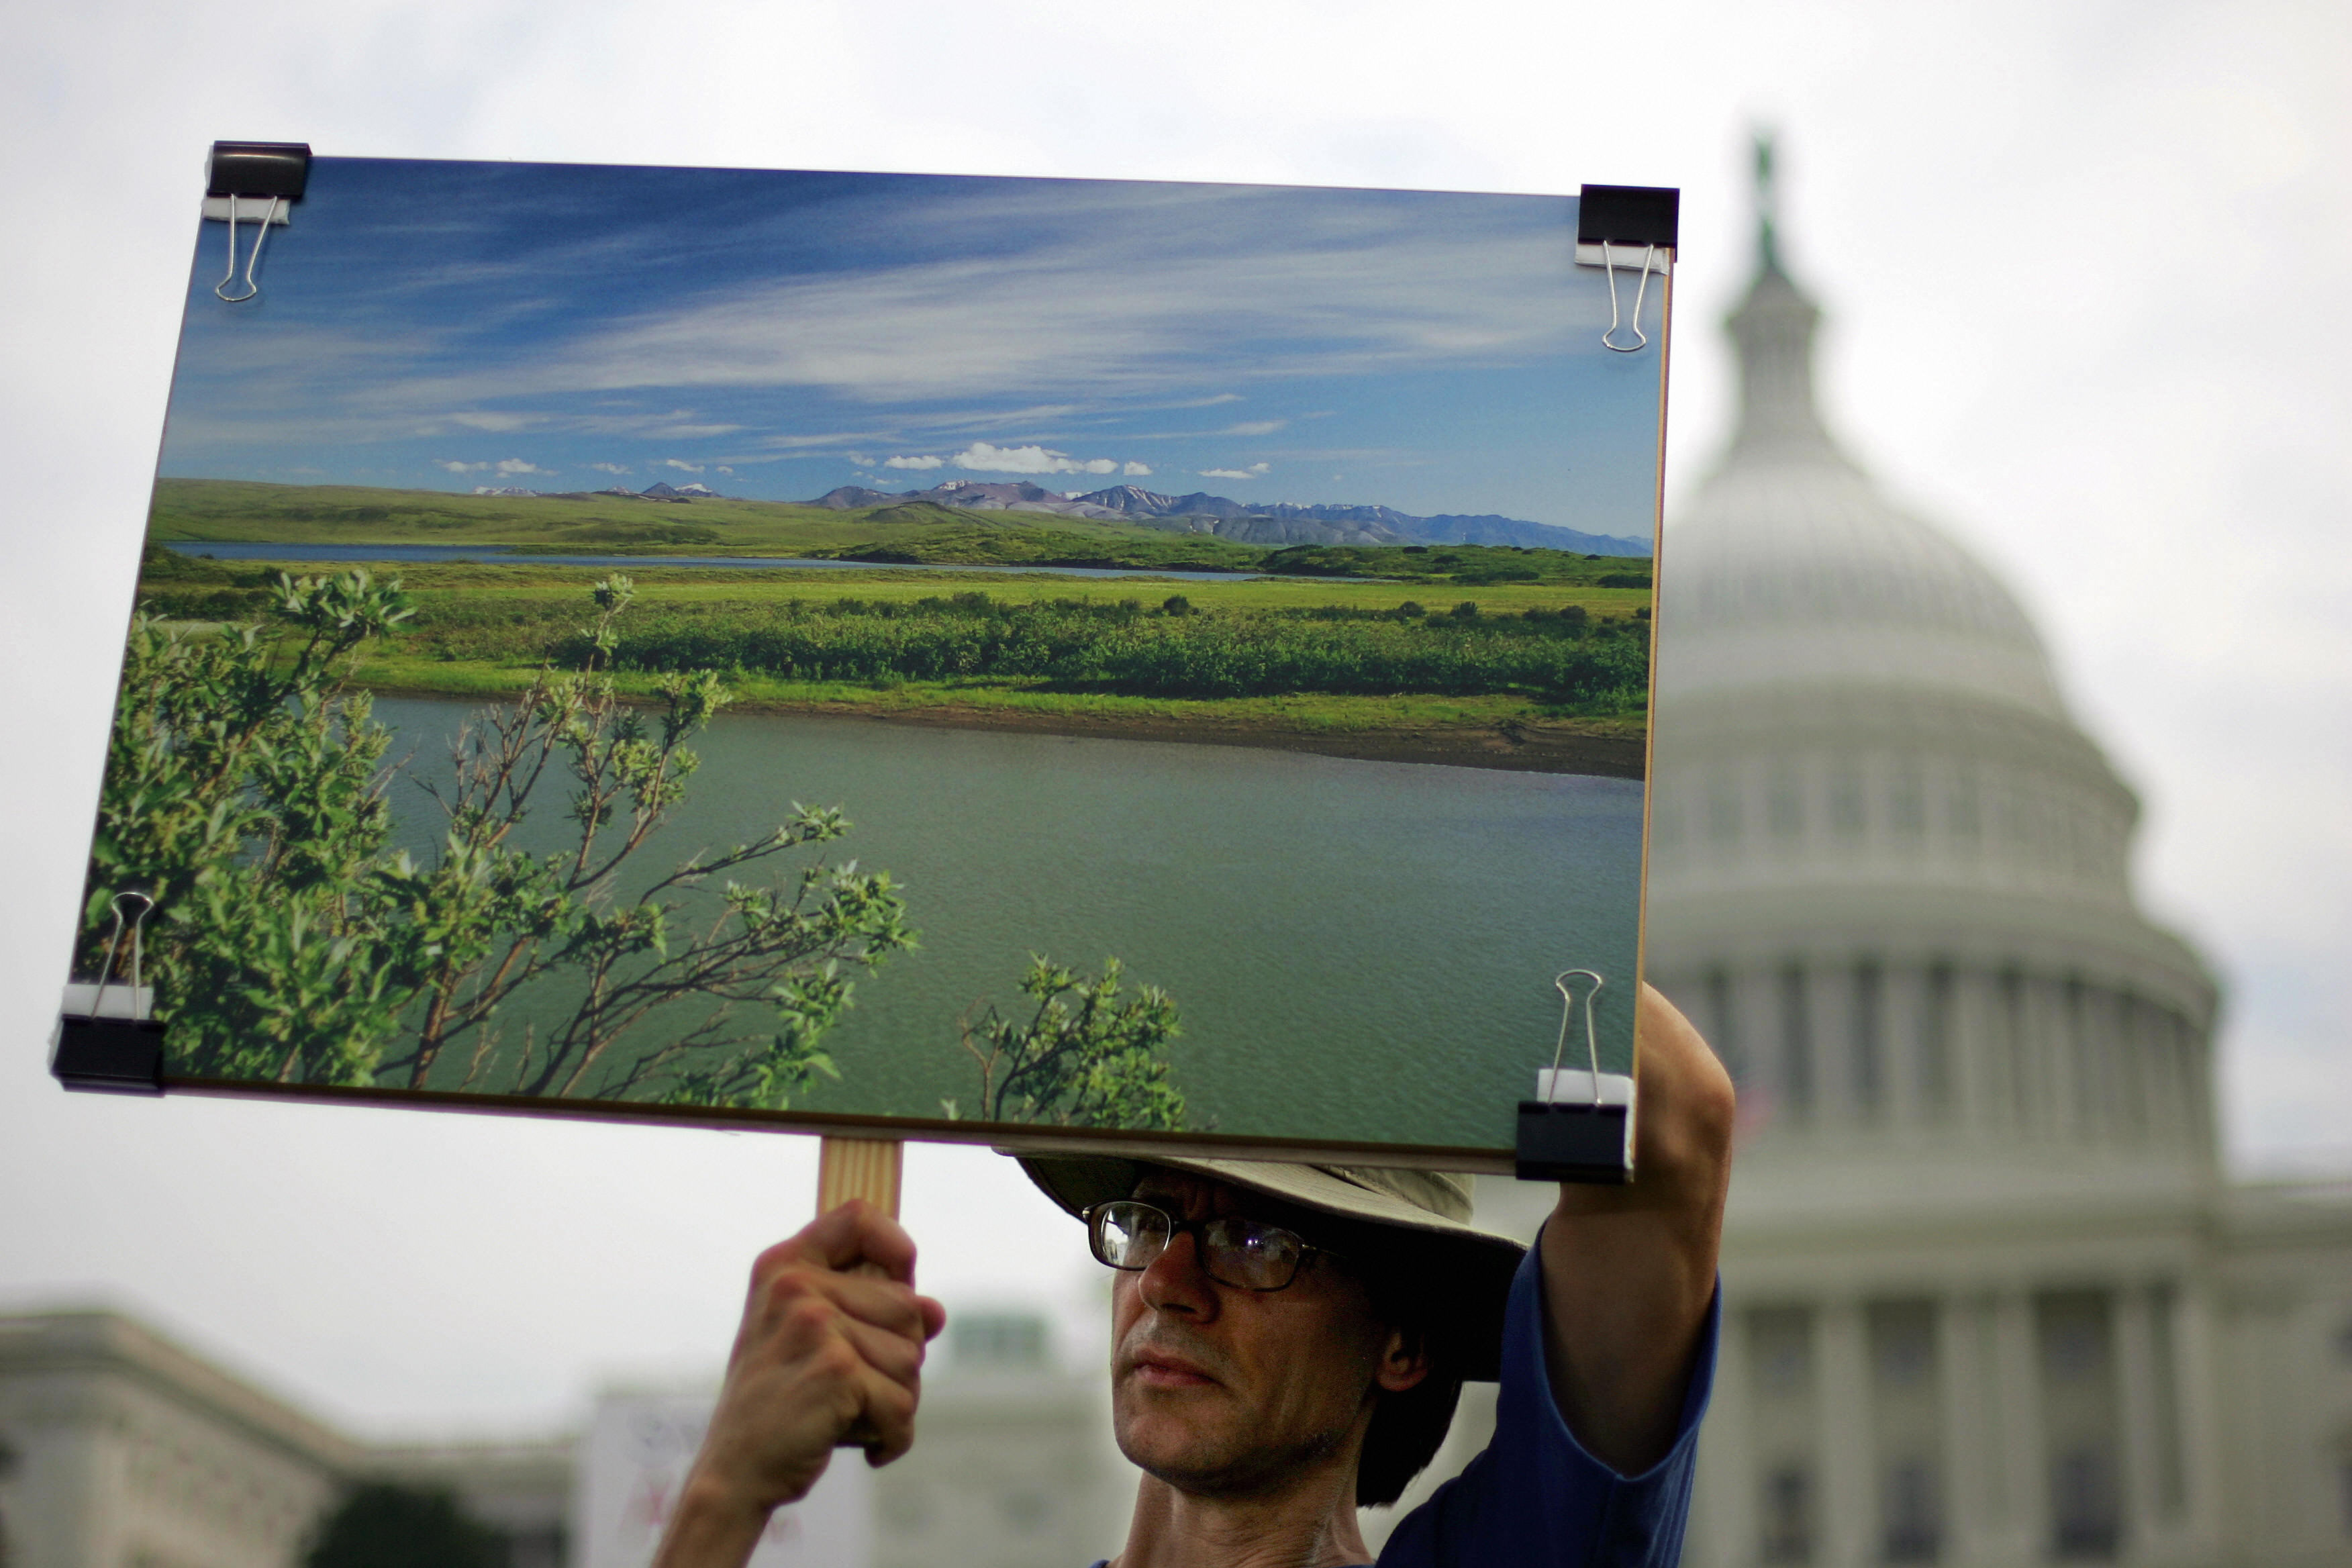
[
  {"xmin": 458, "ymin": 475, "xmax": 1649, "ymax": 554},
  {"xmin": 474, "ymin": 481, "xmax": 728, "ymax": 500},
  {"xmin": 805, "ymin": 479, "xmax": 1650, "ymax": 554}
]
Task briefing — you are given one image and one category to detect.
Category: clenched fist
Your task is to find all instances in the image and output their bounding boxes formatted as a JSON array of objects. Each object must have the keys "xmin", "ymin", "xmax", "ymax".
[{"xmin": 654, "ymin": 1201, "xmax": 947, "ymax": 1568}]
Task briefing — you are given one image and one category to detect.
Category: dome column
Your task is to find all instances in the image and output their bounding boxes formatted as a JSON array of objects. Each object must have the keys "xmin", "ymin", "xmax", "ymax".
[{"xmin": 1813, "ymin": 1300, "xmax": 1873, "ymax": 1568}]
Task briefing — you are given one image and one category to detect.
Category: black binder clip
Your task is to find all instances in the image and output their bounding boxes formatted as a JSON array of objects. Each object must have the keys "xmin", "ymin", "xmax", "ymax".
[
  {"xmin": 204, "ymin": 140, "xmax": 310, "ymax": 303},
  {"xmin": 1576, "ymin": 185, "xmax": 1679, "ymax": 354},
  {"xmin": 1514, "ymin": 969, "xmax": 1634, "ymax": 1183},
  {"xmin": 54, "ymin": 891, "xmax": 166, "ymax": 1095}
]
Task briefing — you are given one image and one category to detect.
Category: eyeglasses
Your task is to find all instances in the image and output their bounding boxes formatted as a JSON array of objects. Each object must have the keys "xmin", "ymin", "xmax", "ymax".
[{"xmin": 1083, "ymin": 1199, "xmax": 1343, "ymax": 1293}]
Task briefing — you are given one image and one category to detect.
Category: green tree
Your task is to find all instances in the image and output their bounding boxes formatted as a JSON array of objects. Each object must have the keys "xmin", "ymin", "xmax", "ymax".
[
  {"xmin": 0, "ymin": 1432, "xmax": 17, "ymax": 1568},
  {"xmin": 303, "ymin": 1483, "xmax": 498, "ymax": 1568},
  {"xmin": 948, "ymin": 956, "xmax": 1185, "ymax": 1130},
  {"xmin": 87, "ymin": 571, "xmax": 911, "ymax": 1108},
  {"xmin": 89, "ymin": 571, "xmax": 416, "ymax": 1081}
]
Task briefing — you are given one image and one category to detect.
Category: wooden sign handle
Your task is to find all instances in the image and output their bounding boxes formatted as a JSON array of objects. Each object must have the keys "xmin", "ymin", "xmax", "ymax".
[
  {"xmin": 820, "ymin": 1136, "xmax": 909, "ymax": 1453},
  {"xmin": 818, "ymin": 1134, "xmax": 903, "ymax": 1220}
]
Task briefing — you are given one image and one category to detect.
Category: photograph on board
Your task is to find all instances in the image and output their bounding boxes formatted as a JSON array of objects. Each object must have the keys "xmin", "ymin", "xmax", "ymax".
[{"xmin": 72, "ymin": 155, "xmax": 1667, "ymax": 1159}]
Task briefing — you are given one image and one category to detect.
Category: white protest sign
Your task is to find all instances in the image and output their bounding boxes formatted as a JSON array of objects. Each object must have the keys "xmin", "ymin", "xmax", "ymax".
[{"xmin": 574, "ymin": 1389, "xmax": 873, "ymax": 1568}]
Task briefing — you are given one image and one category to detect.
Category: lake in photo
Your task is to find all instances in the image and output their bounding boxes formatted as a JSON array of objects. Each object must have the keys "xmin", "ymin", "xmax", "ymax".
[{"xmin": 371, "ymin": 697, "xmax": 1644, "ymax": 1151}]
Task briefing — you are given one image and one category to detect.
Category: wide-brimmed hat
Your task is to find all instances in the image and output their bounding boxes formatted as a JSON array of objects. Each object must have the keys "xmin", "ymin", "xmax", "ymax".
[{"xmin": 1010, "ymin": 1153, "xmax": 1528, "ymax": 1381}]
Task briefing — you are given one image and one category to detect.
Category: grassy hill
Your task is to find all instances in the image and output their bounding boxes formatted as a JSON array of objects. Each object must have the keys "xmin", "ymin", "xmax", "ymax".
[
  {"xmin": 146, "ymin": 481, "xmax": 1655, "ymax": 589},
  {"xmin": 147, "ymin": 478, "xmax": 1266, "ymax": 573}
]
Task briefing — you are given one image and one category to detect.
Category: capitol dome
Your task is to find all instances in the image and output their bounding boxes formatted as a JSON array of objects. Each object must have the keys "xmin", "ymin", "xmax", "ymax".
[
  {"xmin": 1645, "ymin": 206, "xmax": 2217, "ymax": 1187},
  {"xmin": 1664, "ymin": 266, "xmax": 2067, "ymax": 726}
]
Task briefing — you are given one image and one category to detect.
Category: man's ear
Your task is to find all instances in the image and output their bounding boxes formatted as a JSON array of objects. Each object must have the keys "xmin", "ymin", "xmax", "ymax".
[{"xmin": 1373, "ymin": 1325, "xmax": 1433, "ymax": 1394}]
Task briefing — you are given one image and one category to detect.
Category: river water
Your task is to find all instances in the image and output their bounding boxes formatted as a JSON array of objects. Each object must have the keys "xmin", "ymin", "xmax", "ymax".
[
  {"xmin": 164, "ymin": 541, "xmax": 1259, "ymax": 582},
  {"xmin": 371, "ymin": 697, "xmax": 1642, "ymax": 1154}
]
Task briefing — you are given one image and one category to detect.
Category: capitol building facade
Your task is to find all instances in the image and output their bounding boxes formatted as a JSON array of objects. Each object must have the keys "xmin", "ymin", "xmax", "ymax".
[{"xmin": 1632, "ymin": 220, "xmax": 2352, "ymax": 1567}]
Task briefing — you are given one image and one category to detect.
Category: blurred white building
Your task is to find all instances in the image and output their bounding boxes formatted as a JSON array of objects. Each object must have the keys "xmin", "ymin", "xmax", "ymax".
[
  {"xmin": 870, "ymin": 1309, "xmax": 1128, "ymax": 1568},
  {"xmin": 0, "ymin": 1303, "xmax": 1122, "ymax": 1568},
  {"xmin": 0, "ymin": 1311, "xmax": 354, "ymax": 1568},
  {"xmin": 0, "ymin": 1310, "xmax": 567, "ymax": 1567},
  {"xmin": 1620, "ymin": 189, "xmax": 2352, "ymax": 1568}
]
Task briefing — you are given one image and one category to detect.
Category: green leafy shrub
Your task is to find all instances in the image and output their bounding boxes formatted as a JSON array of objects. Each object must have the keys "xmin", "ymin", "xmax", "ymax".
[
  {"xmin": 948, "ymin": 957, "xmax": 1184, "ymax": 1130},
  {"xmin": 393, "ymin": 593, "xmax": 1649, "ymax": 708},
  {"xmin": 88, "ymin": 571, "xmax": 910, "ymax": 1106}
]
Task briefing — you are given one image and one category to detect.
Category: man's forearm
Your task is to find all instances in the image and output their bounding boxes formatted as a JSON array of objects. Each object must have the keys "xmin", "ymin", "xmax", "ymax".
[
  {"xmin": 1538, "ymin": 1193, "xmax": 1720, "ymax": 1472},
  {"xmin": 652, "ymin": 1473, "xmax": 771, "ymax": 1568},
  {"xmin": 1536, "ymin": 985, "xmax": 1733, "ymax": 1474}
]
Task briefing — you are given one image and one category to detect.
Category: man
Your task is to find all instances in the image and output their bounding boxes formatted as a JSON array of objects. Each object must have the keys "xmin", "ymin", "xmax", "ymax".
[{"xmin": 656, "ymin": 983, "xmax": 1733, "ymax": 1567}]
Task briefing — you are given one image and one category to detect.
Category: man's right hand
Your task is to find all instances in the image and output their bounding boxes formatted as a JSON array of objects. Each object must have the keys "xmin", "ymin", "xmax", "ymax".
[{"xmin": 654, "ymin": 1201, "xmax": 947, "ymax": 1568}]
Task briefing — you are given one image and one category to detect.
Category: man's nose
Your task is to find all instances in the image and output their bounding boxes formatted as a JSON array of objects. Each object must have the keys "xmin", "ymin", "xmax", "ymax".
[{"xmin": 1138, "ymin": 1228, "xmax": 1218, "ymax": 1318}]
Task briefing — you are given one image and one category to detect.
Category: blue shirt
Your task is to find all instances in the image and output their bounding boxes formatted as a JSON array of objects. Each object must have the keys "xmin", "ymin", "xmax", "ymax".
[{"xmin": 1091, "ymin": 1241, "xmax": 1720, "ymax": 1568}]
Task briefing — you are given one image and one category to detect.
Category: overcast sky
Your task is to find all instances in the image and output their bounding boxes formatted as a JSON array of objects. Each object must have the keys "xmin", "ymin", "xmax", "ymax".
[
  {"xmin": 161, "ymin": 160, "xmax": 1663, "ymax": 528},
  {"xmin": 1, "ymin": 0, "xmax": 2345, "ymax": 1439}
]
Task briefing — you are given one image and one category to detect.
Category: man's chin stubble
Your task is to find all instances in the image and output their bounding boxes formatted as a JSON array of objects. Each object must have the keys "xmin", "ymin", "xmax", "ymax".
[{"xmin": 1116, "ymin": 1398, "xmax": 1353, "ymax": 1501}]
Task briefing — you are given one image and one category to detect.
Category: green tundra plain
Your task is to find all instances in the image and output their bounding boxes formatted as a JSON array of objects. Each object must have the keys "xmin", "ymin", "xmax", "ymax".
[{"xmin": 138, "ymin": 479, "xmax": 1657, "ymax": 775}]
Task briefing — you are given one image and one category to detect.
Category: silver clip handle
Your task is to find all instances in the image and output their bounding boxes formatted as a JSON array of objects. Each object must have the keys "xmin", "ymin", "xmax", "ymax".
[
  {"xmin": 215, "ymin": 194, "xmax": 283, "ymax": 303},
  {"xmin": 1548, "ymin": 969, "xmax": 1606, "ymax": 1106},
  {"xmin": 89, "ymin": 891, "xmax": 157, "ymax": 1022},
  {"xmin": 1600, "ymin": 241, "xmax": 1656, "ymax": 353}
]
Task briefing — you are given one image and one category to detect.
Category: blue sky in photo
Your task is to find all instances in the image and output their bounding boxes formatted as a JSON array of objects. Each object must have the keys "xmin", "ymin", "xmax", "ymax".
[{"xmin": 159, "ymin": 158, "xmax": 1667, "ymax": 531}]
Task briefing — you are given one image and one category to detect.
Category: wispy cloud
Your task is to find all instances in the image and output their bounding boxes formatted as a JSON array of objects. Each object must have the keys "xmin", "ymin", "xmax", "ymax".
[
  {"xmin": 950, "ymin": 442, "xmax": 1130, "ymax": 476},
  {"xmin": 754, "ymin": 431, "xmax": 898, "ymax": 452},
  {"xmin": 1222, "ymin": 420, "xmax": 1287, "ymax": 436},
  {"xmin": 365, "ymin": 186, "xmax": 1595, "ymax": 413},
  {"xmin": 434, "ymin": 457, "xmax": 552, "ymax": 475},
  {"xmin": 885, "ymin": 454, "xmax": 944, "ymax": 470},
  {"xmin": 658, "ymin": 458, "xmax": 705, "ymax": 474},
  {"xmin": 422, "ymin": 409, "xmax": 738, "ymax": 440},
  {"xmin": 1199, "ymin": 462, "xmax": 1272, "ymax": 480},
  {"xmin": 1123, "ymin": 461, "xmax": 1153, "ymax": 477},
  {"xmin": 588, "ymin": 462, "xmax": 630, "ymax": 475}
]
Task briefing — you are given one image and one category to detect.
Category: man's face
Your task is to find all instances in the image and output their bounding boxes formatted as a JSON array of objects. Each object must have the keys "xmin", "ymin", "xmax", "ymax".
[{"xmin": 1106, "ymin": 1173, "xmax": 1424, "ymax": 1499}]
